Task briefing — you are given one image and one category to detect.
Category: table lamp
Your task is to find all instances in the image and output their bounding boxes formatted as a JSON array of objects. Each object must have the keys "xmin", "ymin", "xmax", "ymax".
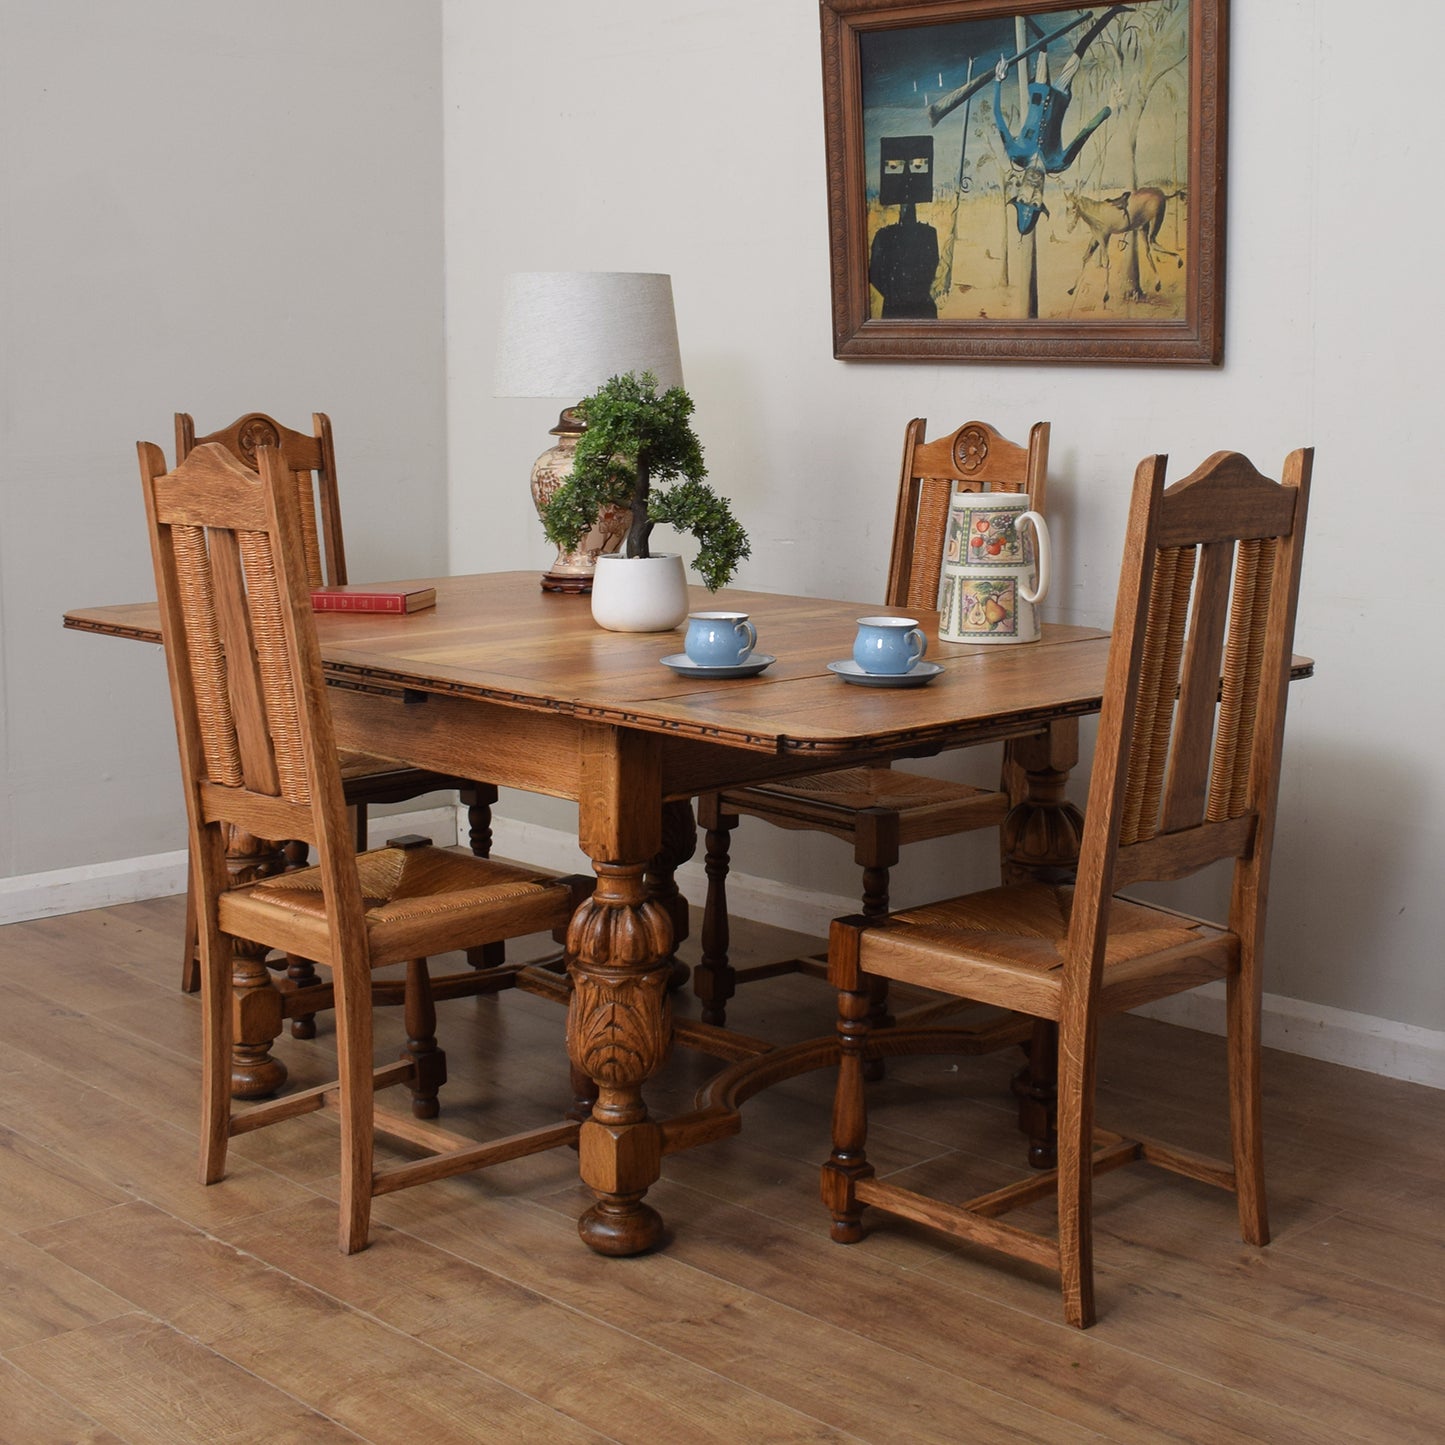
[{"xmin": 494, "ymin": 271, "xmax": 684, "ymax": 592}]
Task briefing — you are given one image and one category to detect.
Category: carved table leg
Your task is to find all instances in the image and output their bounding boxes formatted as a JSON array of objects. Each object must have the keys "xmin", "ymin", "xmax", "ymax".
[
  {"xmin": 568, "ymin": 727, "xmax": 672, "ymax": 1256},
  {"xmin": 647, "ymin": 799, "xmax": 697, "ymax": 991},
  {"xmin": 567, "ymin": 862, "xmax": 673, "ymax": 1255},
  {"xmin": 224, "ymin": 827, "xmax": 289, "ymax": 1099},
  {"xmin": 1000, "ymin": 723, "xmax": 1086, "ymax": 1167}
]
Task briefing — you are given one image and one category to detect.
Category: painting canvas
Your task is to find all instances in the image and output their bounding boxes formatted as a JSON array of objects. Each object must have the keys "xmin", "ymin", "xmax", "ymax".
[{"xmin": 821, "ymin": 0, "xmax": 1227, "ymax": 363}]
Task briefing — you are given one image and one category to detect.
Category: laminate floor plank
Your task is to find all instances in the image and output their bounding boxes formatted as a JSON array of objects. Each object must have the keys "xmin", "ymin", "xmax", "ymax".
[
  {"xmin": 0, "ymin": 1356, "xmax": 124, "ymax": 1444},
  {"xmin": 0, "ymin": 1228, "xmax": 130, "ymax": 1350},
  {"xmin": 354, "ymin": 1186, "xmax": 1102, "ymax": 1445},
  {"xmin": 26, "ymin": 1204, "xmax": 614, "ymax": 1445},
  {"xmin": 8, "ymin": 1313, "xmax": 365, "ymax": 1443},
  {"xmin": 0, "ymin": 1067, "xmax": 318, "ymax": 1230},
  {"xmin": 600, "ymin": 1176, "xmax": 1356, "ymax": 1445},
  {"xmin": 222, "ymin": 1194, "xmax": 882, "ymax": 1445},
  {"xmin": 0, "ymin": 900, "xmax": 1441, "ymax": 1442},
  {"xmin": 0, "ymin": 1123, "xmax": 130, "ymax": 1234}
]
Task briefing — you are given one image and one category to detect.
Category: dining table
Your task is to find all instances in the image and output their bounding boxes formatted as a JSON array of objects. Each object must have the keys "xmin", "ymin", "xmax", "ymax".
[{"xmin": 64, "ymin": 571, "xmax": 1312, "ymax": 1257}]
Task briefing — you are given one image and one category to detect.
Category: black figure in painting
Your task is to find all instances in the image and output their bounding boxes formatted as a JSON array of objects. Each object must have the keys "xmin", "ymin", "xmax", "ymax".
[{"xmin": 868, "ymin": 135, "xmax": 939, "ymax": 318}]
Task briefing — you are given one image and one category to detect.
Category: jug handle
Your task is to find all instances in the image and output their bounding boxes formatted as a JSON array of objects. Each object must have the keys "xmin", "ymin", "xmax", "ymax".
[{"xmin": 1018, "ymin": 511, "xmax": 1051, "ymax": 604}]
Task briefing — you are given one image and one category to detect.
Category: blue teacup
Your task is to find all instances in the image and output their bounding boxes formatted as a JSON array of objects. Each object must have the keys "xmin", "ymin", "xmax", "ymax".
[
  {"xmin": 685, "ymin": 611, "xmax": 757, "ymax": 668},
  {"xmin": 853, "ymin": 616, "xmax": 927, "ymax": 675}
]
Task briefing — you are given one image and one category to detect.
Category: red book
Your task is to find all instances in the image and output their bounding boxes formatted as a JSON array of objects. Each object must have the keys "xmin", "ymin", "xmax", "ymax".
[{"xmin": 310, "ymin": 585, "xmax": 436, "ymax": 615}]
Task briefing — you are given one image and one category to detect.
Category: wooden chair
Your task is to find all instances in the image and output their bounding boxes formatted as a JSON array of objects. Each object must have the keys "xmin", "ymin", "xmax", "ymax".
[
  {"xmin": 694, "ymin": 418, "xmax": 1051, "ymax": 1027},
  {"xmin": 140, "ymin": 438, "xmax": 585, "ymax": 1253},
  {"xmin": 176, "ymin": 412, "xmax": 499, "ymax": 993},
  {"xmin": 822, "ymin": 446, "xmax": 1313, "ymax": 1327}
]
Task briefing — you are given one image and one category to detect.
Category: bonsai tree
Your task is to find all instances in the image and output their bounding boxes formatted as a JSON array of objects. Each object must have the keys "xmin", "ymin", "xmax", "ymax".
[{"xmin": 540, "ymin": 371, "xmax": 750, "ymax": 591}]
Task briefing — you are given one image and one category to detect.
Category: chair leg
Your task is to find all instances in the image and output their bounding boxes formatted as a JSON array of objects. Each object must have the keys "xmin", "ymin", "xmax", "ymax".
[
  {"xmin": 1227, "ymin": 966, "xmax": 1269, "ymax": 1246},
  {"xmin": 821, "ymin": 985, "xmax": 874, "ymax": 1243},
  {"xmin": 1012, "ymin": 1019, "xmax": 1059, "ymax": 1168},
  {"xmin": 1054, "ymin": 1009, "xmax": 1098, "ymax": 1329},
  {"xmin": 401, "ymin": 957, "xmax": 447, "ymax": 1120},
  {"xmin": 180, "ymin": 874, "xmax": 201, "ymax": 992},
  {"xmin": 333, "ymin": 952, "xmax": 377, "ymax": 1255},
  {"xmin": 694, "ymin": 797, "xmax": 740, "ymax": 1025},
  {"xmin": 284, "ymin": 954, "xmax": 320, "ymax": 1040},
  {"xmin": 855, "ymin": 814, "xmax": 899, "ymax": 1082},
  {"xmin": 198, "ymin": 934, "xmax": 233, "ymax": 1185},
  {"xmin": 460, "ymin": 785, "xmax": 505, "ymax": 968}
]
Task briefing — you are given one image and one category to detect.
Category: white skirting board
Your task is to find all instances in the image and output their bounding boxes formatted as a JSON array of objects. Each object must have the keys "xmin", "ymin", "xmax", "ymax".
[
  {"xmin": 2, "ymin": 802, "xmax": 1439, "ymax": 1092},
  {"xmin": 483, "ymin": 813, "xmax": 1445, "ymax": 1093},
  {"xmin": 0, "ymin": 805, "xmax": 460, "ymax": 926}
]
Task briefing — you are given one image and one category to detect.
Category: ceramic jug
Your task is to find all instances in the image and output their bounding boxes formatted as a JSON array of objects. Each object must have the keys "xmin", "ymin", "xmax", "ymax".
[{"xmin": 939, "ymin": 492, "xmax": 1051, "ymax": 644}]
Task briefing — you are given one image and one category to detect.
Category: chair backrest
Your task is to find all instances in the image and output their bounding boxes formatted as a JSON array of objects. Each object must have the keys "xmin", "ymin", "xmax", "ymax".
[
  {"xmin": 176, "ymin": 412, "xmax": 346, "ymax": 588},
  {"xmin": 1066, "ymin": 448, "xmax": 1313, "ymax": 972},
  {"xmin": 140, "ymin": 439, "xmax": 366, "ymax": 946},
  {"xmin": 886, "ymin": 418, "xmax": 1051, "ymax": 611}
]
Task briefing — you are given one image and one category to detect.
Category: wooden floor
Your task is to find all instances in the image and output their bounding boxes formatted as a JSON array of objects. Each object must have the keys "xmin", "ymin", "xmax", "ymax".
[{"xmin": 0, "ymin": 894, "xmax": 1441, "ymax": 1444}]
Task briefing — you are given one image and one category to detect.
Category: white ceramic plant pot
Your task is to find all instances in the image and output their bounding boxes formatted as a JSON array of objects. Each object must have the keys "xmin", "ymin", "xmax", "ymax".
[{"xmin": 589, "ymin": 553, "xmax": 689, "ymax": 632}]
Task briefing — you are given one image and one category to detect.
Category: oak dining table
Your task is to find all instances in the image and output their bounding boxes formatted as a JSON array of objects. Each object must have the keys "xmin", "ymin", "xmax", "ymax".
[{"xmin": 64, "ymin": 571, "xmax": 1308, "ymax": 1256}]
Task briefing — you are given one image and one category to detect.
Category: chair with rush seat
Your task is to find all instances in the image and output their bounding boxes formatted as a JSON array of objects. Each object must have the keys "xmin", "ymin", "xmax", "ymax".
[
  {"xmin": 175, "ymin": 411, "xmax": 500, "ymax": 994},
  {"xmin": 821, "ymin": 446, "xmax": 1313, "ymax": 1326},
  {"xmin": 693, "ymin": 418, "xmax": 1051, "ymax": 1028},
  {"xmin": 141, "ymin": 438, "xmax": 585, "ymax": 1252}
]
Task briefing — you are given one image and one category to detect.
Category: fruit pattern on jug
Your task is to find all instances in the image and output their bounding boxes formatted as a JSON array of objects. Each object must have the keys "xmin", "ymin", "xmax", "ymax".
[{"xmin": 946, "ymin": 509, "xmax": 1033, "ymax": 568}]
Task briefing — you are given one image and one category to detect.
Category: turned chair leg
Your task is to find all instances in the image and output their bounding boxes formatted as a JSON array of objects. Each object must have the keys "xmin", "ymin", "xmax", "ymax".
[
  {"xmin": 694, "ymin": 795, "xmax": 740, "ymax": 1025},
  {"xmin": 401, "ymin": 957, "xmax": 447, "ymax": 1120},
  {"xmin": 821, "ymin": 984, "xmax": 874, "ymax": 1242},
  {"xmin": 460, "ymin": 785, "xmax": 505, "ymax": 969},
  {"xmin": 1012, "ymin": 1019, "xmax": 1060, "ymax": 1168},
  {"xmin": 855, "ymin": 812, "xmax": 899, "ymax": 1082}
]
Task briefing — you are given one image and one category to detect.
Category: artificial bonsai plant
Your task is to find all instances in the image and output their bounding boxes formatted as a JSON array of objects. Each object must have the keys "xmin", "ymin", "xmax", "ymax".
[{"xmin": 539, "ymin": 371, "xmax": 749, "ymax": 591}]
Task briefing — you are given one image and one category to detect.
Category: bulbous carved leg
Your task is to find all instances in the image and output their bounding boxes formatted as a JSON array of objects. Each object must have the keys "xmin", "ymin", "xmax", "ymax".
[
  {"xmin": 566, "ymin": 861, "xmax": 674, "ymax": 1256},
  {"xmin": 821, "ymin": 987, "xmax": 874, "ymax": 1243},
  {"xmin": 999, "ymin": 728, "xmax": 1085, "ymax": 887},
  {"xmin": 225, "ymin": 828, "xmax": 288, "ymax": 1099}
]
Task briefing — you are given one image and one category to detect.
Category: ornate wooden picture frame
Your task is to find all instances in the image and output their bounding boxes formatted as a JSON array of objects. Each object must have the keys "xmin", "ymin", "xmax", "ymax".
[{"xmin": 820, "ymin": 0, "xmax": 1228, "ymax": 364}]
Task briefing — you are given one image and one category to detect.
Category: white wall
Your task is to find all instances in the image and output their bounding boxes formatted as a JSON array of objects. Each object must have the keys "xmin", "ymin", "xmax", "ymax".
[
  {"xmin": 0, "ymin": 0, "xmax": 448, "ymax": 874},
  {"xmin": 444, "ymin": 0, "xmax": 1445, "ymax": 1038}
]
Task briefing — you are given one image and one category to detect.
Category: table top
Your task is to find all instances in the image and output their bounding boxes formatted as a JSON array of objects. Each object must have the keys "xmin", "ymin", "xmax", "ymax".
[{"xmin": 64, "ymin": 571, "xmax": 1311, "ymax": 759}]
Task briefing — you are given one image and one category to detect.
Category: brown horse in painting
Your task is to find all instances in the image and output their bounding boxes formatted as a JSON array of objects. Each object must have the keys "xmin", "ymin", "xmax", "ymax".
[{"xmin": 1065, "ymin": 186, "xmax": 1183, "ymax": 303}]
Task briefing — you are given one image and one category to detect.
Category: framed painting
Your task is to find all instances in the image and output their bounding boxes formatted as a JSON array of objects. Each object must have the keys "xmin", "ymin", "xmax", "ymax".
[{"xmin": 820, "ymin": 0, "xmax": 1228, "ymax": 363}]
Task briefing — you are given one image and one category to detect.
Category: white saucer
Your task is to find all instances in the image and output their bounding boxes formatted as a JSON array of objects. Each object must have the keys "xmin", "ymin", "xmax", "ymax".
[
  {"xmin": 661, "ymin": 653, "xmax": 776, "ymax": 679},
  {"xmin": 827, "ymin": 659, "xmax": 944, "ymax": 688}
]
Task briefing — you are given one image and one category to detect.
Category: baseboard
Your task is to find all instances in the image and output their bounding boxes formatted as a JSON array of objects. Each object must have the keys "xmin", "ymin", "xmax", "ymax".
[
  {"xmin": 486, "ymin": 812, "xmax": 1445, "ymax": 1092},
  {"xmin": 0, "ymin": 805, "xmax": 458, "ymax": 927},
  {"xmin": 1130, "ymin": 986, "xmax": 1445, "ymax": 1091},
  {"xmin": 6, "ymin": 807, "xmax": 1438, "ymax": 1093}
]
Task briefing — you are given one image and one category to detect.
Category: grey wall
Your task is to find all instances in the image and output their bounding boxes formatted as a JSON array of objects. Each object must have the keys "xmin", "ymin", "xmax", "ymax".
[
  {"xmin": 0, "ymin": 0, "xmax": 448, "ymax": 873},
  {"xmin": 443, "ymin": 0, "xmax": 1445, "ymax": 1037}
]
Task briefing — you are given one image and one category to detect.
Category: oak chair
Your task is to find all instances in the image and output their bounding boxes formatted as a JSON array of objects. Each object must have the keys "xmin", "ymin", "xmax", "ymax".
[
  {"xmin": 821, "ymin": 446, "xmax": 1313, "ymax": 1327},
  {"xmin": 176, "ymin": 412, "xmax": 499, "ymax": 993},
  {"xmin": 141, "ymin": 438, "xmax": 584, "ymax": 1253},
  {"xmin": 694, "ymin": 418, "xmax": 1051, "ymax": 1027}
]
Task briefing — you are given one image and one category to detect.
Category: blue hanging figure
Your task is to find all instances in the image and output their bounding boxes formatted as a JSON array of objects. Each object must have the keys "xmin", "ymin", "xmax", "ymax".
[{"xmin": 993, "ymin": 5, "xmax": 1131, "ymax": 236}]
